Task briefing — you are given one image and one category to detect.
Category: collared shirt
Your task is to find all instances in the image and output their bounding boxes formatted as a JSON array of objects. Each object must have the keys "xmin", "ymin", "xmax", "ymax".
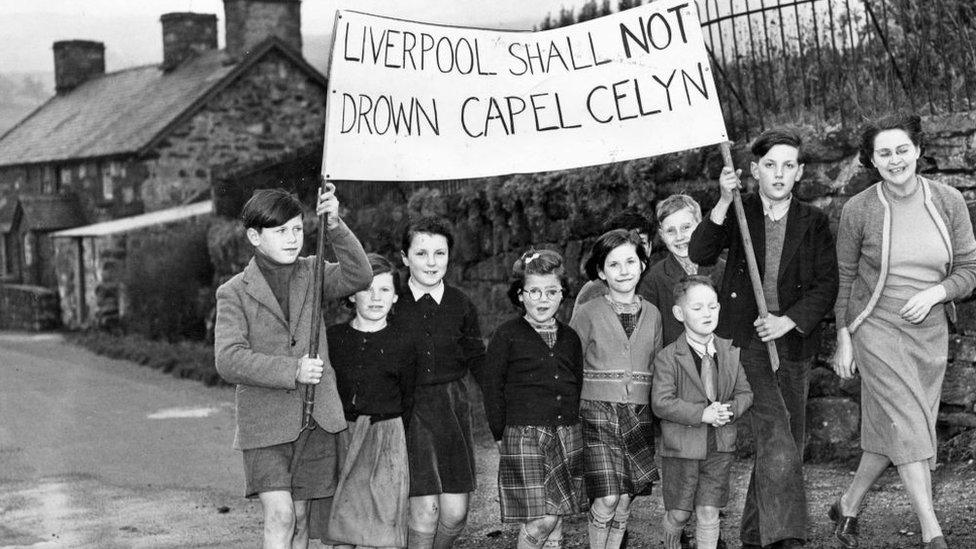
[
  {"xmin": 408, "ymin": 277, "xmax": 445, "ymax": 304},
  {"xmin": 685, "ymin": 333, "xmax": 716, "ymax": 360},
  {"xmin": 759, "ymin": 193, "xmax": 792, "ymax": 221}
]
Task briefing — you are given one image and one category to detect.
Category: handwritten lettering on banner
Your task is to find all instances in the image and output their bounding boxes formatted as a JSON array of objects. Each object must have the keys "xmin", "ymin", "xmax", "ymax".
[{"xmin": 322, "ymin": 0, "xmax": 728, "ymax": 181}]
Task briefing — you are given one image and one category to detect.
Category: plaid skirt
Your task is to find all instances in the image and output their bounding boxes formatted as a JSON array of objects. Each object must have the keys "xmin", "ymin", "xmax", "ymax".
[
  {"xmin": 498, "ymin": 424, "xmax": 586, "ymax": 522},
  {"xmin": 580, "ymin": 399, "xmax": 659, "ymax": 498}
]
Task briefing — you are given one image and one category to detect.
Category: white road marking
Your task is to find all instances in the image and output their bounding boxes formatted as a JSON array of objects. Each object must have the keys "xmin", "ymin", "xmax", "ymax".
[{"xmin": 147, "ymin": 406, "xmax": 223, "ymax": 419}]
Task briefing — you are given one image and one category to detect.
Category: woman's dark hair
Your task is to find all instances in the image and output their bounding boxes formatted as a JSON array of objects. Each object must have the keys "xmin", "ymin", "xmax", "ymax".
[
  {"xmin": 400, "ymin": 216, "xmax": 454, "ymax": 254},
  {"xmin": 506, "ymin": 249, "xmax": 568, "ymax": 308},
  {"xmin": 583, "ymin": 229, "xmax": 649, "ymax": 281},
  {"xmin": 344, "ymin": 253, "xmax": 400, "ymax": 309},
  {"xmin": 241, "ymin": 188, "xmax": 304, "ymax": 229},
  {"xmin": 858, "ymin": 113, "xmax": 924, "ymax": 169},
  {"xmin": 750, "ymin": 128, "xmax": 804, "ymax": 162}
]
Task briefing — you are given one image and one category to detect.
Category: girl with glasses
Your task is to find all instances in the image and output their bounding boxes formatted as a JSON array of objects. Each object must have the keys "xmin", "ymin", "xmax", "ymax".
[{"xmin": 482, "ymin": 249, "xmax": 585, "ymax": 549}]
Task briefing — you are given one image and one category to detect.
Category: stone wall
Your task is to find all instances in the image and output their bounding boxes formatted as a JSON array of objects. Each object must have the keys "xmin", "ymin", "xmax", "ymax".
[
  {"xmin": 141, "ymin": 49, "xmax": 326, "ymax": 212},
  {"xmin": 334, "ymin": 112, "xmax": 976, "ymax": 461},
  {"xmin": 0, "ymin": 282, "xmax": 60, "ymax": 331}
]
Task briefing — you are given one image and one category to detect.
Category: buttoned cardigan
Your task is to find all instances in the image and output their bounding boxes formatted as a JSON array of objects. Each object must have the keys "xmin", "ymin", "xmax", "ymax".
[
  {"xmin": 835, "ymin": 177, "xmax": 976, "ymax": 332},
  {"xmin": 569, "ymin": 296, "xmax": 662, "ymax": 404}
]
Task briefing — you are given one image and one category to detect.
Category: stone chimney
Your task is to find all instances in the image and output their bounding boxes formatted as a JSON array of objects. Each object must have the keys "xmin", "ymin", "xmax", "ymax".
[
  {"xmin": 223, "ymin": 0, "xmax": 302, "ymax": 60},
  {"xmin": 53, "ymin": 40, "xmax": 105, "ymax": 94},
  {"xmin": 161, "ymin": 12, "xmax": 219, "ymax": 71}
]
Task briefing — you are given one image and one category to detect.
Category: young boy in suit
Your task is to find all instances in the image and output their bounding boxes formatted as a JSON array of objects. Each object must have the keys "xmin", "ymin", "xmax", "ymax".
[
  {"xmin": 215, "ymin": 186, "xmax": 372, "ymax": 549},
  {"xmin": 688, "ymin": 128, "xmax": 838, "ymax": 548},
  {"xmin": 652, "ymin": 275, "xmax": 753, "ymax": 549}
]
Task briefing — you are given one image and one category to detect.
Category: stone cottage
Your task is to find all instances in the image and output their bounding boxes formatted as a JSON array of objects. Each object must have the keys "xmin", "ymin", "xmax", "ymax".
[{"xmin": 0, "ymin": 0, "xmax": 329, "ymax": 328}]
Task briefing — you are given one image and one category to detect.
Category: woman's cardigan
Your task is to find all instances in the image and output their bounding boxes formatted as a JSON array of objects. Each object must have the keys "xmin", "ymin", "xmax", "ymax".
[{"xmin": 835, "ymin": 176, "xmax": 976, "ymax": 332}]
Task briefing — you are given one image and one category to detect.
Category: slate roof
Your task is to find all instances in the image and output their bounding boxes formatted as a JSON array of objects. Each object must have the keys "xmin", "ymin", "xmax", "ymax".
[
  {"xmin": 0, "ymin": 38, "xmax": 327, "ymax": 168},
  {"xmin": 0, "ymin": 194, "xmax": 85, "ymax": 233}
]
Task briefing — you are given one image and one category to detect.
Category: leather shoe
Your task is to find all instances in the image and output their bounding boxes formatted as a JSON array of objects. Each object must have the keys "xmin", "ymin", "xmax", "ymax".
[
  {"xmin": 923, "ymin": 535, "xmax": 948, "ymax": 549},
  {"xmin": 827, "ymin": 499, "xmax": 859, "ymax": 548}
]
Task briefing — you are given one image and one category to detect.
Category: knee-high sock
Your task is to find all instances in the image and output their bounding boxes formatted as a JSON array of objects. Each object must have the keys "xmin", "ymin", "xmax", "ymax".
[
  {"xmin": 662, "ymin": 512, "xmax": 685, "ymax": 549},
  {"xmin": 408, "ymin": 528, "xmax": 436, "ymax": 549},
  {"xmin": 517, "ymin": 524, "xmax": 546, "ymax": 549},
  {"xmin": 695, "ymin": 515, "xmax": 720, "ymax": 549},
  {"xmin": 605, "ymin": 504, "xmax": 631, "ymax": 549},
  {"xmin": 543, "ymin": 520, "xmax": 563, "ymax": 549},
  {"xmin": 431, "ymin": 519, "xmax": 466, "ymax": 549},
  {"xmin": 588, "ymin": 506, "xmax": 613, "ymax": 549}
]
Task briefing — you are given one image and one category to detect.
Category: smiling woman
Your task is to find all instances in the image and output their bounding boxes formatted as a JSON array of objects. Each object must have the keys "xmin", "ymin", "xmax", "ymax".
[{"xmin": 830, "ymin": 113, "xmax": 976, "ymax": 549}]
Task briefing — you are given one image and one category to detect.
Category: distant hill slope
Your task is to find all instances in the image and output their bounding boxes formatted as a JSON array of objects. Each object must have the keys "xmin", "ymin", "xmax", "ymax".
[{"xmin": 0, "ymin": 72, "xmax": 52, "ymax": 135}]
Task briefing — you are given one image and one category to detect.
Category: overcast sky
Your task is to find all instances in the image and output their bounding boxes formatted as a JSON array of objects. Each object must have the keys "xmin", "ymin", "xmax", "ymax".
[{"xmin": 1, "ymin": 0, "xmax": 591, "ymax": 74}]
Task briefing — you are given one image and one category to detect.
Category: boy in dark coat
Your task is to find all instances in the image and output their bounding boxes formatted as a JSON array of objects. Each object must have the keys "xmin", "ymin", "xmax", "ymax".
[{"xmin": 688, "ymin": 128, "xmax": 838, "ymax": 548}]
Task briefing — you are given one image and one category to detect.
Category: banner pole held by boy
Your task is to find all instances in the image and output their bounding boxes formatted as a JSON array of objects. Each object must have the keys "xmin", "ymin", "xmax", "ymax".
[
  {"xmin": 718, "ymin": 142, "xmax": 780, "ymax": 372},
  {"xmin": 302, "ymin": 175, "xmax": 331, "ymax": 431}
]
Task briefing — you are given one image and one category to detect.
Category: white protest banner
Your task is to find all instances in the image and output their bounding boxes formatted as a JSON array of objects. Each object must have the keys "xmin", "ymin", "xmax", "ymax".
[{"xmin": 322, "ymin": 0, "xmax": 728, "ymax": 181}]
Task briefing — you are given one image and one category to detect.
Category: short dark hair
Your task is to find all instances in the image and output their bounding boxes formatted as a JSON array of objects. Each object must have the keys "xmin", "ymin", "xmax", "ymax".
[
  {"xmin": 858, "ymin": 113, "xmax": 924, "ymax": 169},
  {"xmin": 241, "ymin": 188, "xmax": 304, "ymax": 230},
  {"xmin": 401, "ymin": 216, "xmax": 454, "ymax": 254},
  {"xmin": 672, "ymin": 274, "xmax": 716, "ymax": 306},
  {"xmin": 583, "ymin": 229, "xmax": 649, "ymax": 281},
  {"xmin": 750, "ymin": 128, "xmax": 804, "ymax": 162},
  {"xmin": 604, "ymin": 209, "xmax": 655, "ymax": 235},
  {"xmin": 345, "ymin": 253, "xmax": 401, "ymax": 309},
  {"xmin": 506, "ymin": 249, "xmax": 568, "ymax": 308},
  {"xmin": 367, "ymin": 253, "xmax": 400, "ymax": 293}
]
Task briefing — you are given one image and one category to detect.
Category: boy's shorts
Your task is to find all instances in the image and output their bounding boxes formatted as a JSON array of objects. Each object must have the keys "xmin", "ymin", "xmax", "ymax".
[
  {"xmin": 661, "ymin": 430, "xmax": 734, "ymax": 511},
  {"xmin": 243, "ymin": 422, "xmax": 338, "ymax": 500}
]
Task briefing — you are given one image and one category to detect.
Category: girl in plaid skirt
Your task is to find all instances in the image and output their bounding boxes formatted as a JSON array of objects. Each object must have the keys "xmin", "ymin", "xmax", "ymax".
[
  {"xmin": 483, "ymin": 250, "xmax": 586, "ymax": 549},
  {"xmin": 570, "ymin": 229, "xmax": 663, "ymax": 549}
]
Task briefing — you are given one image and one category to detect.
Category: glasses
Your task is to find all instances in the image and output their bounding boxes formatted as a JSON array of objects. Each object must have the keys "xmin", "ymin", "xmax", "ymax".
[{"xmin": 522, "ymin": 288, "xmax": 563, "ymax": 301}]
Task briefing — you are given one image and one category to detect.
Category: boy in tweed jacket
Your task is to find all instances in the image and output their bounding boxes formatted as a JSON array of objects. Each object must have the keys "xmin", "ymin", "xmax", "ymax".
[
  {"xmin": 215, "ymin": 186, "xmax": 371, "ymax": 549},
  {"xmin": 652, "ymin": 275, "xmax": 752, "ymax": 549}
]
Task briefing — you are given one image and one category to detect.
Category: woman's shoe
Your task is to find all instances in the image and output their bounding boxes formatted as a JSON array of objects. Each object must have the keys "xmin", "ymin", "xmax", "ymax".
[
  {"xmin": 827, "ymin": 499, "xmax": 859, "ymax": 548},
  {"xmin": 922, "ymin": 535, "xmax": 947, "ymax": 549}
]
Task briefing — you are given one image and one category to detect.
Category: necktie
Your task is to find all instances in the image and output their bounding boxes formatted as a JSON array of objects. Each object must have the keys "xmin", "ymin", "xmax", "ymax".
[{"xmin": 701, "ymin": 352, "xmax": 718, "ymax": 402}]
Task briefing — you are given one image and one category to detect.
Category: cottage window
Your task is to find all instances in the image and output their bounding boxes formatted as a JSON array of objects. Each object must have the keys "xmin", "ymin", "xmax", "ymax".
[
  {"xmin": 23, "ymin": 232, "xmax": 33, "ymax": 267},
  {"xmin": 101, "ymin": 163, "xmax": 114, "ymax": 201},
  {"xmin": 60, "ymin": 166, "xmax": 72, "ymax": 187},
  {"xmin": 42, "ymin": 165, "xmax": 57, "ymax": 194}
]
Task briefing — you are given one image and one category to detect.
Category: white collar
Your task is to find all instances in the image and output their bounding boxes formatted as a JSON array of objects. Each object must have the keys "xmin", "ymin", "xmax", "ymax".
[
  {"xmin": 686, "ymin": 334, "xmax": 716, "ymax": 358},
  {"xmin": 759, "ymin": 193, "xmax": 792, "ymax": 222},
  {"xmin": 408, "ymin": 277, "xmax": 445, "ymax": 304}
]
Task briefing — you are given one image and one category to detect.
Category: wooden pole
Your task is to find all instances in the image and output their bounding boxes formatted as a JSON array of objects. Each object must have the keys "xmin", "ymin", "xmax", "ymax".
[
  {"xmin": 719, "ymin": 143, "xmax": 780, "ymax": 371},
  {"xmin": 301, "ymin": 177, "xmax": 331, "ymax": 431}
]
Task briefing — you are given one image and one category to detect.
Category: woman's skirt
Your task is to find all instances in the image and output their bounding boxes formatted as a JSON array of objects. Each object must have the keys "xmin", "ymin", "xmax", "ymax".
[
  {"xmin": 579, "ymin": 399, "xmax": 659, "ymax": 498},
  {"xmin": 406, "ymin": 379, "xmax": 477, "ymax": 496},
  {"xmin": 309, "ymin": 416, "xmax": 410, "ymax": 547},
  {"xmin": 852, "ymin": 295, "xmax": 947, "ymax": 468},
  {"xmin": 498, "ymin": 423, "xmax": 586, "ymax": 522}
]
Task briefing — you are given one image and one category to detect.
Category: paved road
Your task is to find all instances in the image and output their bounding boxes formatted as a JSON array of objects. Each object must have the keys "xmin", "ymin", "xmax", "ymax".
[
  {"xmin": 0, "ymin": 332, "xmax": 260, "ymax": 548},
  {"xmin": 3, "ymin": 332, "xmax": 974, "ymax": 548}
]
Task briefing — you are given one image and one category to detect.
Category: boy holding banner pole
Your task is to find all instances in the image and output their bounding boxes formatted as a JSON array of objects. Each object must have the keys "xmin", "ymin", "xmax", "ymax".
[{"xmin": 688, "ymin": 130, "xmax": 838, "ymax": 548}]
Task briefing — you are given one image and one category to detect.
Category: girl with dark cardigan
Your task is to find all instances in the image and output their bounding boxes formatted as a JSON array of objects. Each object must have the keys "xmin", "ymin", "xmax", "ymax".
[
  {"xmin": 397, "ymin": 216, "xmax": 487, "ymax": 549},
  {"xmin": 570, "ymin": 229, "xmax": 663, "ymax": 549},
  {"xmin": 310, "ymin": 253, "xmax": 417, "ymax": 548},
  {"xmin": 483, "ymin": 250, "xmax": 586, "ymax": 549}
]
